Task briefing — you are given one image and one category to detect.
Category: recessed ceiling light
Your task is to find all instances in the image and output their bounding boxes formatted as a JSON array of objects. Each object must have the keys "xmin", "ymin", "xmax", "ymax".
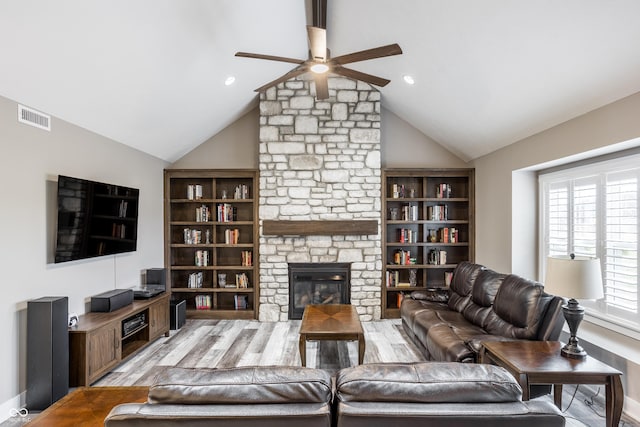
[
  {"xmin": 310, "ymin": 63, "xmax": 330, "ymax": 74},
  {"xmin": 224, "ymin": 76, "xmax": 236, "ymax": 86},
  {"xmin": 403, "ymin": 75, "xmax": 415, "ymax": 85}
]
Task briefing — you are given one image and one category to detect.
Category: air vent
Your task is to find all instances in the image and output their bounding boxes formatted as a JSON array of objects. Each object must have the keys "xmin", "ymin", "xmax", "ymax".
[{"xmin": 18, "ymin": 104, "xmax": 51, "ymax": 131}]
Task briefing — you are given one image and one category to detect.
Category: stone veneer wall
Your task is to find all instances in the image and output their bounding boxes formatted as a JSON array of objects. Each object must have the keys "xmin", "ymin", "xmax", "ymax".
[{"xmin": 258, "ymin": 76, "xmax": 382, "ymax": 321}]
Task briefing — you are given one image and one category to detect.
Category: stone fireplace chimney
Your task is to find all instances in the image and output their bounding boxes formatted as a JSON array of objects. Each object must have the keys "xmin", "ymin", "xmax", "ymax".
[{"xmin": 258, "ymin": 76, "xmax": 382, "ymax": 321}]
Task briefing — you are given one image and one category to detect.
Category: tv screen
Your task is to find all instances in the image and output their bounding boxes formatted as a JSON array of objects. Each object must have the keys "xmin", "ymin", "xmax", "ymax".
[{"xmin": 55, "ymin": 175, "xmax": 139, "ymax": 263}]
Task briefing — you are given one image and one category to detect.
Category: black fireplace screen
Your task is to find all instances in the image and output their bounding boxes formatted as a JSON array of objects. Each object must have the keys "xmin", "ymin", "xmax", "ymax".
[{"xmin": 288, "ymin": 263, "xmax": 351, "ymax": 319}]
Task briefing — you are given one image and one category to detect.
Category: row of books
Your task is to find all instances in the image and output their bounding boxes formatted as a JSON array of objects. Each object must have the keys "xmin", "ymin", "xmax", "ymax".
[
  {"xmin": 438, "ymin": 227, "xmax": 459, "ymax": 243},
  {"xmin": 187, "ymin": 184, "xmax": 204, "ymax": 200},
  {"xmin": 390, "ymin": 183, "xmax": 415, "ymax": 199},
  {"xmin": 217, "ymin": 203, "xmax": 237, "ymax": 222},
  {"xmin": 393, "ymin": 249, "xmax": 416, "ymax": 265},
  {"xmin": 195, "ymin": 205, "xmax": 211, "ymax": 222},
  {"xmin": 428, "ymin": 249, "xmax": 447, "ymax": 265},
  {"xmin": 219, "ymin": 273, "xmax": 251, "ymax": 288},
  {"xmin": 386, "ymin": 270, "xmax": 454, "ymax": 288},
  {"xmin": 111, "ymin": 223, "xmax": 126, "ymax": 239},
  {"xmin": 241, "ymin": 251, "xmax": 252, "ymax": 267},
  {"xmin": 401, "ymin": 203, "xmax": 419, "ymax": 221},
  {"xmin": 397, "ymin": 228, "xmax": 418, "ymax": 243},
  {"xmin": 232, "ymin": 184, "xmax": 250, "ymax": 200},
  {"xmin": 193, "ymin": 294, "xmax": 250, "ymax": 310},
  {"xmin": 188, "ymin": 271, "xmax": 204, "ymax": 288},
  {"xmin": 183, "ymin": 228, "xmax": 211, "ymax": 245},
  {"xmin": 436, "ymin": 183, "xmax": 452, "ymax": 199},
  {"xmin": 385, "ymin": 270, "xmax": 415, "ymax": 288},
  {"xmin": 427, "ymin": 205, "xmax": 448, "ymax": 221},
  {"xmin": 118, "ymin": 200, "xmax": 129, "ymax": 217},
  {"xmin": 195, "ymin": 250, "xmax": 209, "ymax": 266},
  {"xmin": 225, "ymin": 228, "xmax": 240, "ymax": 244},
  {"xmin": 195, "ymin": 294, "xmax": 212, "ymax": 310}
]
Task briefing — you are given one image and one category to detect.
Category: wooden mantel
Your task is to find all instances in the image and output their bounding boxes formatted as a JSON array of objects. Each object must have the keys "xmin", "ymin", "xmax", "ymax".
[{"xmin": 262, "ymin": 220, "xmax": 378, "ymax": 236}]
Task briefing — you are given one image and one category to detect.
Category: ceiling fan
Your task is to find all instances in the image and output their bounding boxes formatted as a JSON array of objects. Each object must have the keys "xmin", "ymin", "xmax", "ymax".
[{"xmin": 235, "ymin": 0, "xmax": 402, "ymax": 100}]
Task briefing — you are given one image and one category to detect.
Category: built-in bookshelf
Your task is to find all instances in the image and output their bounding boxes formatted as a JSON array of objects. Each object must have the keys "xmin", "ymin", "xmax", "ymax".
[
  {"xmin": 164, "ymin": 169, "xmax": 258, "ymax": 319},
  {"xmin": 382, "ymin": 169, "xmax": 475, "ymax": 318}
]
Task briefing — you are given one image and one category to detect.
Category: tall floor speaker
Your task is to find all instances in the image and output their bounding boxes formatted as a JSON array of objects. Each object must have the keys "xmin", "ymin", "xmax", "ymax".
[{"xmin": 27, "ymin": 296, "xmax": 69, "ymax": 411}]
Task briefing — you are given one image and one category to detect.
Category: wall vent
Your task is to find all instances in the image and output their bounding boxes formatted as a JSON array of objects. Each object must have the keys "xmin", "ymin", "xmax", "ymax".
[{"xmin": 18, "ymin": 104, "xmax": 51, "ymax": 131}]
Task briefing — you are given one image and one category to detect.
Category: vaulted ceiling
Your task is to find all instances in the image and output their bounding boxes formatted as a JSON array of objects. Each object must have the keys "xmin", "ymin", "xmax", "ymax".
[{"xmin": 2, "ymin": 0, "xmax": 640, "ymax": 162}]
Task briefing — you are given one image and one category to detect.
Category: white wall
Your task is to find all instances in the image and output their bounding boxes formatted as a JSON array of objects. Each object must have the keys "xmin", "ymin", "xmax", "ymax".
[{"xmin": 0, "ymin": 95, "xmax": 167, "ymax": 415}]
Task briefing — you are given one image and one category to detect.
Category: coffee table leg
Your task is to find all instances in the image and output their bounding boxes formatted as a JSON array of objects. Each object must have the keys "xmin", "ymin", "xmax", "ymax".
[
  {"xmin": 553, "ymin": 384, "xmax": 563, "ymax": 409},
  {"xmin": 299, "ymin": 334, "xmax": 306, "ymax": 367},
  {"xmin": 358, "ymin": 334, "xmax": 365, "ymax": 364}
]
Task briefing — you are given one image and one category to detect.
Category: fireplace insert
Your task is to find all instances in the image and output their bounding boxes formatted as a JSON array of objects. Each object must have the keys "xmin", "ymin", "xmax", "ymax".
[{"xmin": 288, "ymin": 263, "xmax": 351, "ymax": 319}]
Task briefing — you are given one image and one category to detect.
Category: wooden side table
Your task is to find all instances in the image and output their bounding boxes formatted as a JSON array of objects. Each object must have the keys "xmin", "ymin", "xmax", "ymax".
[{"xmin": 480, "ymin": 340, "xmax": 623, "ymax": 427}]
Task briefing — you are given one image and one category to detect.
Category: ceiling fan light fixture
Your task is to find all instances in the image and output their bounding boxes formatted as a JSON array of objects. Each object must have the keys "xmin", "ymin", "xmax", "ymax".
[
  {"xmin": 310, "ymin": 63, "xmax": 330, "ymax": 74},
  {"xmin": 403, "ymin": 75, "xmax": 415, "ymax": 85},
  {"xmin": 224, "ymin": 76, "xmax": 236, "ymax": 86}
]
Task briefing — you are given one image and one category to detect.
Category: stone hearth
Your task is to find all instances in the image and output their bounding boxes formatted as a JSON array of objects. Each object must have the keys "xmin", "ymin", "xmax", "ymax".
[{"xmin": 258, "ymin": 76, "xmax": 382, "ymax": 321}]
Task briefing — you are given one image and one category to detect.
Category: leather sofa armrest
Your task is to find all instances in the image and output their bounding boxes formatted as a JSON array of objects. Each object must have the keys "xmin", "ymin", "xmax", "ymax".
[
  {"xmin": 411, "ymin": 288, "xmax": 450, "ymax": 303},
  {"xmin": 466, "ymin": 335, "xmax": 520, "ymax": 355}
]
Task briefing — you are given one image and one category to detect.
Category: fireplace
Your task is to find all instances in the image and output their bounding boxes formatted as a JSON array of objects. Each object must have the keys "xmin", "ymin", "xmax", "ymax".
[{"xmin": 288, "ymin": 263, "xmax": 351, "ymax": 320}]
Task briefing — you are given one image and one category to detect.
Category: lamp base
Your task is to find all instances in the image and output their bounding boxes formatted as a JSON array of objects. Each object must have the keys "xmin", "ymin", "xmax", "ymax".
[
  {"xmin": 561, "ymin": 340, "xmax": 587, "ymax": 359},
  {"xmin": 561, "ymin": 298, "xmax": 588, "ymax": 359}
]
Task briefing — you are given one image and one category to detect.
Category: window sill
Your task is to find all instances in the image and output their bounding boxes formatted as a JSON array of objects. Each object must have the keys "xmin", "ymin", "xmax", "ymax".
[{"xmin": 579, "ymin": 312, "xmax": 640, "ymax": 365}]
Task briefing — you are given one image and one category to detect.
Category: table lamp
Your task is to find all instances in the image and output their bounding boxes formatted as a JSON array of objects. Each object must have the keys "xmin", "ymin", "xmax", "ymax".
[{"xmin": 544, "ymin": 254, "xmax": 604, "ymax": 359}]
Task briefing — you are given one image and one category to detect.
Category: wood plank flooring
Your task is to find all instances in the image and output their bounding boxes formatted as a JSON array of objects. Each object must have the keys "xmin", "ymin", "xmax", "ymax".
[{"xmin": 91, "ymin": 318, "xmax": 640, "ymax": 427}]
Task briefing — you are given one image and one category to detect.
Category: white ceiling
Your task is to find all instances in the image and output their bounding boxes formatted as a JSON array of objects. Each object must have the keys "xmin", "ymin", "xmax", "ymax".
[{"xmin": 2, "ymin": 0, "xmax": 640, "ymax": 162}]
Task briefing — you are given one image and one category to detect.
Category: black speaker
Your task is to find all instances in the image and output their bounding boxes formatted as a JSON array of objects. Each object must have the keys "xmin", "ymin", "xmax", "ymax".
[
  {"xmin": 170, "ymin": 300, "xmax": 186, "ymax": 330},
  {"xmin": 27, "ymin": 296, "xmax": 69, "ymax": 411},
  {"xmin": 90, "ymin": 289, "xmax": 133, "ymax": 312},
  {"xmin": 144, "ymin": 268, "xmax": 166, "ymax": 289}
]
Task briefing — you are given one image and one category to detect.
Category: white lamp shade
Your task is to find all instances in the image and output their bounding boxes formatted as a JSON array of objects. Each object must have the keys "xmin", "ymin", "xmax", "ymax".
[{"xmin": 544, "ymin": 255, "xmax": 604, "ymax": 300}]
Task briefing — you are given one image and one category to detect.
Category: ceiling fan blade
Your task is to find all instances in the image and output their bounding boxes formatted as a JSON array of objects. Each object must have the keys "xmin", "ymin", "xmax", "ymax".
[
  {"xmin": 307, "ymin": 26, "xmax": 327, "ymax": 61},
  {"xmin": 306, "ymin": 0, "xmax": 327, "ymax": 28},
  {"xmin": 333, "ymin": 66, "xmax": 391, "ymax": 87},
  {"xmin": 332, "ymin": 43, "xmax": 403, "ymax": 65},
  {"xmin": 235, "ymin": 52, "xmax": 305, "ymax": 65},
  {"xmin": 314, "ymin": 74, "xmax": 329, "ymax": 99},
  {"xmin": 254, "ymin": 66, "xmax": 309, "ymax": 93}
]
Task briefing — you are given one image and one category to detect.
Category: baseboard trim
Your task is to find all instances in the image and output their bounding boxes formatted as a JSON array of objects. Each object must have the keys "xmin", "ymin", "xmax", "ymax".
[{"xmin": 624, "ymin": 395, "xmax": 640, "ymax": 423}]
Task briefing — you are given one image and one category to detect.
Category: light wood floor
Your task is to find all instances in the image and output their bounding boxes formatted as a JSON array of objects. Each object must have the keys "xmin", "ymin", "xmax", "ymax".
[{"xmin": 90, "ymin": 318, "xmax": 636, "ymax": 427}]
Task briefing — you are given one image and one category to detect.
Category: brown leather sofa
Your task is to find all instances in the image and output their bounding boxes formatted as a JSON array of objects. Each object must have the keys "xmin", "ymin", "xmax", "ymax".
[
  {"xmin": 104, "ymin": 366, "xmax": 333, "ymax": 426},
  {"xmin": 335, "ymin": 362, "xmax": 565, "ymax": 426},
  {"xmin": 400, "ymin": 261, "xmax": 565, "ymax": 363},
  {"xmin": 104, "ymin": 364, "xmax": 564, "ymax": 426}
]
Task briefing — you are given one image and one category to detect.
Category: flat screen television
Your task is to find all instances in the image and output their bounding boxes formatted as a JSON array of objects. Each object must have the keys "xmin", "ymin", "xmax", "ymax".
[{"xmin": 55, "ymin": 175, "xmax": 139, "ymax": 263}]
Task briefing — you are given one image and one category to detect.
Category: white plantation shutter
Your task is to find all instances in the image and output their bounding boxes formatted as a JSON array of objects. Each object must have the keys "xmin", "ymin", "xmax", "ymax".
[
  {"xmin": 604, "ymin": 171, "xmax": 638, "ymax": 313},
  {"xmin": 540, "ymin": 155, "xmax": 640, "ymax": 329}
]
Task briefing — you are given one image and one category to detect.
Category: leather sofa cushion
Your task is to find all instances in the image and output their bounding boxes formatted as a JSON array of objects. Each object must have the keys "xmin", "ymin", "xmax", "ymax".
[
  {"xmin": 461, "ymin": 269, "xmax": 505, "ymax": 326},
  {"xmin": 484, "ymin": 275, "xmax": 552, "ymax": 339},
  {"xmin": 425, "ymin": 323, "xmax": 485, "ymax": 362},
  {"xmin": 148, "ymin": 366, "xmax": 332, "ymax": 405},
  {"xmin": 448, "ymin": 262, "xmax": 484, "ymax": 312},
  {"xmin": 336, "ymin": 362, "xmax": 522, "ymax": 403}
]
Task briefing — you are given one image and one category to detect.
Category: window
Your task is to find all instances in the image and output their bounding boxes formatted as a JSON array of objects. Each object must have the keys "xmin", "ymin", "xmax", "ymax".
[{"xmin": 539, "ymin": 155, "xmax": 640, "ymax": 330}]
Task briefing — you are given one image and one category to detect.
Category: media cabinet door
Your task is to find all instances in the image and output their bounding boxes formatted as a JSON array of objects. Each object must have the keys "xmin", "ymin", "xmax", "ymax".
[{"xmin": 87, "ymin": 322, "xmax": 121, "ymax": 385}]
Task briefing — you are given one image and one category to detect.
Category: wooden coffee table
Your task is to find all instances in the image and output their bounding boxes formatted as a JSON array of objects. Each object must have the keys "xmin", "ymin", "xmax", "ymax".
[
  {"xmin": 299, "ymin": 304, "xmax": 365, "ymax": 367},
  {"xmin": 480, "ymin": 340, "xmax": 623, "ymax": 427},
  {"xmin": 27, "ymin": 386, "xmax": 149, "ymax": 426}
]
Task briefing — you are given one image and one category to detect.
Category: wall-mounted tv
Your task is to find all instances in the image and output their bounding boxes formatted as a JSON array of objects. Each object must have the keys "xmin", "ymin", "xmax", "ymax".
[{"xmin": 55, "ymin": 175, "xmax": 139, "ymax": 263}]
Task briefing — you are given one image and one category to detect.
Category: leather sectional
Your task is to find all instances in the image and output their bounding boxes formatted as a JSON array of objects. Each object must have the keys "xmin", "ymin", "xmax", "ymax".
[
  {"xmin": 401, "ymin": 261, "xmax": 565, "ymax": 363},
  {"xmin": 104, "ymin": 364, "xmax": 565, "ymax": 426}
]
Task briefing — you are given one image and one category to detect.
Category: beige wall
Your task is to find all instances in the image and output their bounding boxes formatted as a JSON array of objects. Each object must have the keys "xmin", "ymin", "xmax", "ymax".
[
  {"xmin": 0, "ymin": 95, "xmax": 167, "ymax": 413},
  {"xmin": 472, "ymin": 91, "xmax": 640, "ymax": 275},
  {"xmin": 471, "ymin": 91, "xmax": 640, "ymax": 415},
  {"xmin": 172, "ymin": 106, "xmax": 468, "ymax": 169}
]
